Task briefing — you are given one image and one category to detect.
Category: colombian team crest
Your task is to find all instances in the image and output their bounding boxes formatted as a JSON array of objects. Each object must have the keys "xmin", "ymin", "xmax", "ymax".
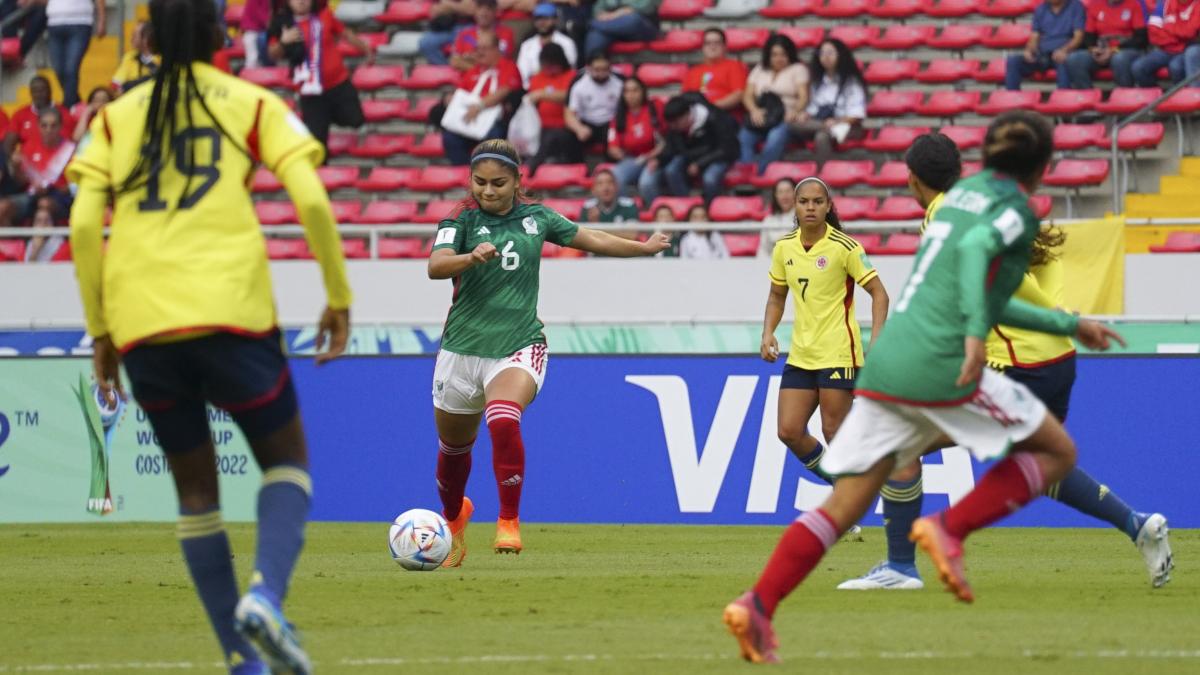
[
  {"xmin": 73, "ymin": 374, "xmax": 126, "ymax": 516},
  {"xmin": 815, "ymin": 256, "xmax": 829, "ymax": 270}
]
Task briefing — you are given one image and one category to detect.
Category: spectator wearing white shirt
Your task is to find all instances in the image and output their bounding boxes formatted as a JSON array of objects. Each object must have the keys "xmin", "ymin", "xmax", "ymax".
[
  {"xmin": 516, "ymin": 3, "xmax": 578, "ymax": 89},
  {"xmin": 792, "ymin": 39, "xmax": 867, "ymax": 167},
  {"xmin": 564, "ymin": 51, "xmax": 623, "ymax": 158},
  {"xmin": 759, "ymin": 178, "xmax": 797, "ymax": 257},
  {"xmin": 678, "ymin": 204, "xmax": 729, "ymax": 259}
]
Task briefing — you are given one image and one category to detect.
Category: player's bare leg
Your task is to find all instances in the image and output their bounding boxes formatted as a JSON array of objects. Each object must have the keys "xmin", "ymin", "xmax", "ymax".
[
  {"xmin": 817, "ymin": 388, "xmax": 863, "ymax": 541},
  {"xmin": 777, "ymin": 388, "xmax": 829, "ymax": 480},
  {"xmin": 434, "ymin": 409, "xmax": 482, "ymax": 567},
  {"xmin": 484, "ymin": 368, "xmax": 537, "ymax": 554}
]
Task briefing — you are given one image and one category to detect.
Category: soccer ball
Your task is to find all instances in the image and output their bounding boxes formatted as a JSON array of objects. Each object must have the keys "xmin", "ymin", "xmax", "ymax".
[{"xmin": 388, "ymin": 509, "xmax": 451, "ymax": 571}]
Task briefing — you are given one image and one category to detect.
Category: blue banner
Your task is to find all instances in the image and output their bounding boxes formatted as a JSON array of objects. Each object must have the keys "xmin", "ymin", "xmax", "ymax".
[{"xmin": 294, "ymin": 356, "xmax": 1200, "ymax": 528}]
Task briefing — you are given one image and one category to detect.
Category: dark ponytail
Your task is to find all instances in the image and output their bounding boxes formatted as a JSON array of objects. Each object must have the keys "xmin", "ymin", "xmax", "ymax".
[
  {"xmin": 118, "ymin": 0, "xmax": 252, "ymax": 201},
  {"xmin": 982, "ymin": 110, "xmax": 1053, "ymax": 185}
]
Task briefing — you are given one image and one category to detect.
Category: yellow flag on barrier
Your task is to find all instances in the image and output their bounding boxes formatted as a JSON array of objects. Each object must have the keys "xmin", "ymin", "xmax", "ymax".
[{"xmin": 1056, "ymin": 215, "xmax": 1124, "ymax": 315}]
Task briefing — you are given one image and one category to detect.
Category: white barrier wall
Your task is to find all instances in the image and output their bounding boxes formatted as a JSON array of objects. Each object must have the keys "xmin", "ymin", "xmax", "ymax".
[{"xmin": 0, "ymin": 254, "xmax": 1193, "ymax": 327}]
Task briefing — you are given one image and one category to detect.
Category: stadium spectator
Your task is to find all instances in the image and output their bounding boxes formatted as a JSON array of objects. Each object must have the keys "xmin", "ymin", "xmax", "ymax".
[
  {"xmin": 683, "ymin": 28, "xmax": 749, "ymax": 112},
  {"xmin": 739, "ymin": 34, "xmax": 810, "ymax": 174},
  {"xmin": 442, "ymin": 31, "xmax": 522, "ymax": 165},
  {"xmin": 5, "ymin": 76, "xmax": 74, "ymax": 154},
  {"xmin": 111, "ymin": 21, "xmax": 160, "ymax": 93},
  {"xmin": 12, "ymin": 107, "xmax": 74, "ymax": 224},
  {"xmin": 516, "ymin": 2, "xmax": 577, "ymax": 88},
  {"xmin": 760, "ymin": 178, "xmax": 797, "ymax": 257},
  {"xmin": 564, "ymin": 51, "xmax": 623, "ymax": 158},
  {"xmin": 524, "ymin": 43, "xmax": 579, "ymax": 171},
  {"xmin": 584, "ymin": 0, "xmax": 661, "ymax": 58},
  {"xmin": 1005, "ymin": 0, "xmax": 1086, "ymax": 90},
  {"xmin": 24, "ymin": 201, "xmax": 63, "ymax": 262},
  {"xmin": 239, "ymin": 0, "xmax": 273, "ymax": 68},
  {"xmin": 678, "ymin": 204, "xmax": 729, "ymax": 259},
  {"xmin": 0, "ymin": 146, "xmax": 25, "ymax": 229},
  {"xmin": 607, "ymin": 76, "xmax": 665, "ymax": 201},
  {"xmin": 1065, "ymin": 0, "xmax": 1148, "ymax": 88},
  {"xmin": 1132, "ymin": 0, "xmax": 1200, "ymax": 86},
  {"xmin": 583, "ymin": 169, "xmax": 641, "ymax": 223},
  {"xmin": 45, "ymin": 0, "xmax": 105, "ymax": 108},
  {"xmin": 268, "ymin": 0, "xmax": 372, "ymax": 153},
  {"xmin": 0, "ymin": 0, "xmax": 47, "ymax": 61},
  {"xmin": 420, "ymin": 0, "xmax": 479, "ymax": 65},
  {"xmin": 660, "ymin": 92, "xmax": 739, "ymax": 203},
  {"xmin": 450, "ymin": 0, "xmax": 515, "ymax": 72},
  {"xmin": 70, "ymin": 86, "xmax": 112, "ymax": 143},
  {"xmin": 795, "ymin": 39, "xmax": 867, "ymax": 167}
]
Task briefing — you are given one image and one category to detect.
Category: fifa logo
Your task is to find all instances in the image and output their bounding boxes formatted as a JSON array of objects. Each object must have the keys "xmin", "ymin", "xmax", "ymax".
[{"xmin": 73, "ymin": 373, "xmax": 126, "ymax": 515}]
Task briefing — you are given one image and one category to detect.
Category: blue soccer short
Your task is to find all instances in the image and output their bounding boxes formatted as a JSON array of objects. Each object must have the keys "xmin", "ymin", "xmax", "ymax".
[
  {"xmin": 781, "ymin": 365, "xmax": 857, "ymax": 390},
  {"xmin": 997, "ymin": 355, "xmax": 1076, "ymax": 422}
]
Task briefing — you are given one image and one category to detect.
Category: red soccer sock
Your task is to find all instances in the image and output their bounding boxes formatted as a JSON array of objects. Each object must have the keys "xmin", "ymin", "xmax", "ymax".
[
  {"xmin": 436, "ymin": 438, "xmax": 474, "ymax": 521},
  {"xmin": 485, "ymin": 400, "xmax": 525, "ymax": 520},
  {"xmin": 752, "ymin": 509, "xmax": 839, "ymax": 619},
  {"xmin": 942, "ymin": 452, "xmax": 1045, "ymax": 540}
]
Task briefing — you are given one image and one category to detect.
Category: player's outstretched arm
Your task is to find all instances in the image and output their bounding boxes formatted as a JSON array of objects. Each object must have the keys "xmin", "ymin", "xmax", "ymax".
[
  {"xmin": 1075, "ymin": 319, "xmax": 1126, "ymax": 351},
  {"xmin": 428, "ymin": 243, "xmax": 499, "ymax": 279},
  {"xmin": 569, "ymin": 227, "xmax": 671, "ymax": 257}
]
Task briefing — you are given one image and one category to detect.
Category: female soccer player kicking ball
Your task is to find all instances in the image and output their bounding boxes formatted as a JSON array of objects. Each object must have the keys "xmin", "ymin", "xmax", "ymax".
[
  {"xmin": 68, "ymin": 1, "xmax": 350, "ymax": 672},
  {"xmin": 429, "ymin": 139, "xmax": 670, "ymax": 566},
  {"xmin": 723, "ymin": 111, "xmax": 1126, "ymax": 664},
  {"xmin": 839, "ymin": 133, "xmax": 1172, "ymax": 592}
]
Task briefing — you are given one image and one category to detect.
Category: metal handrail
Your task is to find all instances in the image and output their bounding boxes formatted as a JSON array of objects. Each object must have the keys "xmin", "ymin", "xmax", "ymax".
[{"xmin": 1110, "ymin": 69, "xmax": 1200, "ymax": 214}]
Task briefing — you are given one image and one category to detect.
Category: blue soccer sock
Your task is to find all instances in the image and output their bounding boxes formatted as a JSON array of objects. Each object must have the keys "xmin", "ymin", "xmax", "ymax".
[
  {"xmin": 177, "ymin": 508, "xmax": 258, "ymax": 668},
  {"xmin": 252, "ymin": 464, "xmax": 312, "ymax": 607},
  {"xmin": 880, "ymin": 475, "xmax": 923, "ymax": 573},
  {"xmin": 1047, "ymin": 466, "xmax": 1144, "ymax": 542},
  {"xmin": 795, "ymin": 442, "xmax": 835, "ymax": 485}
]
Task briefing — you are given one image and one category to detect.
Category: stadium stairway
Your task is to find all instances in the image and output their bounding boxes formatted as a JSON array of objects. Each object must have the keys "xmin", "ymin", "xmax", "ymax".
[{"xmin": 1126, "ymin": 157, "xmax": 1200, "ymax": 218}]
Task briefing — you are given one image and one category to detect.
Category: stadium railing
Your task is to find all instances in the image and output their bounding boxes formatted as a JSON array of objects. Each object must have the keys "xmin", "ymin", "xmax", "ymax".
[{"xmin": 1111, "ymin": 69, "xmax": 1200, "ymax": 214}]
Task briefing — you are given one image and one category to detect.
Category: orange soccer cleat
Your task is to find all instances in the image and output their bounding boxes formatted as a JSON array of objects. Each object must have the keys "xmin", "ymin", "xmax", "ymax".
[
  {"xmin": 722, "ymin": 592, "xmax": 780, "ymax": 664},
  {"xmin": 493, "ymin": 517, "xmax": 522, "ymax": 554},
  {"xmin": 441, "ymin": 497, "xmax": 474, "ymax": 568},
  {"xmin": 910, "ymin": 515, "xmax": 974, "ymax": 603}
]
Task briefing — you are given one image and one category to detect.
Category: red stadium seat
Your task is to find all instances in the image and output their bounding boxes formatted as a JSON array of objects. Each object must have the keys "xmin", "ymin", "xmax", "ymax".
[
  {"xmin": 875, "ymin": 232, "xmax": 922, "ymax": 254},
  {"xmin": 927, "ymin": 24, "xmax": 991, "ymax": 50},
  {"xmin": 850, "ymin": 232, "xmax": 883, "ymax": 251},
  {"xmin": 326, "ymin": 132, "xmax": 357, "ymax": 157},
  {"xmin": 0, "ymin": 239, "xmax": 25, "ymax": 262},
  {"xmin": 939, "ymin": 124, "xmax": 987, "ymax": 150},
  {"xmin": 266, "ymin": 238, "xmax": 310, "ymax": 260},
  {"xmin": 1149, "ymin": 231, "xmax": 1200, "ymax": 253},
  {"xmin": 915, "ymin": 59, "xmax": 980, "ymax": 83},
  {"xmin": 351, "ymin": 65, "xmax": 406, "ymax": 92},
  {"xmin": 1156, "ymin": 88, "xmax": 1200, "ymax": 114},
  {"xmin": 925, "ymin": 0, "xmax": 983, "ymax": 17},
  {"xmin": 827, "ymin": 25, "xmax": 880, "ymax": 50},
  {"xmin": 1028, "ymin": 194, "xmax": 1053, "ymax": 219},
  {"xmin": 1035, "ymin": 88, "xmax": 1103, "ymax": 116},
  {"xmin": 609, "ymin": 41, "xmax": 648, "ymax": 55},
  {"xmin": 239, "ymin": 67, "xmax": 293, "ymax": 90},
  {"xmin": 980, "ymin": 0, "xmax": 1038, "ymax": 18},
  {"xmin": 338, "ymin": 31, "xmax": 388, "ymax": 58},
  {"xmin": 401, "ymin": 64, "xmax": 459, "ymax": 89},
  {"xmin": 348, "ymin": 133, "xmax": 414, "ymax": 159},
  {"xmin": 917, "ymin": 90, "xmax": 982, "ymax": 117},
  {"xmin": 974, "ymin": 58, "xmax": 1007, "ymax": 83},
  {"xmin": 864, "ymin": 59, "xmax": 921, "ymax": 86},
  {"xmin": 330, "ymin": 201, "xmax": 363, "ymax": 223},
  {"xmin": 833, "ymin": 196, "xmax": 878, "ymax": 221},
  {"xmin": 962, "ymin": 160, "xmax": 983, "ymax": 177},
  {"xmin": 1095, "ymin": 87, "xmax": 1163, "ymax": 115},
  {"xmin": 819, "ymin": 160, "xmax": 874, "ymax": 188},
  {"xmin": 317, "ymin": 165, "xmax": 360, "ymax": 191},
  {"xmin": 723, "ymin": 233, "xmax": 762, "ymax": 257},
  {"xmin": 709, "ymin": 196, "xmax": 765, "ymax": 222},
  {"xmin": 525, "ymin": 164, "xmax": 590, "ymax": 191},
  {"xmin": 414, "ymin": 199, "xmax": 463, "ymax": 224},
  {"xmin": 1, "ymin": 38, "xmax": 20, "ymax": 65},
  {"xmin": 1053, "ymin": 124, "xmax": 1106, "ymax": 151},
  {"xmin": 723, "ymin": 162, "xmax": 759, "ymax": 188},
  {"xmin": 408, "ymin": 134, "xmax": 445, "ymax": 159},
  {"xmin": 219, "ymin": 43, "xmax": 245, "ymax": 61},
  {"xmin": 869, "ymin": 197, "xmax": 926, "ymax": 221},
  {"xmin": 976, "ymin": 90, "xmax": 1041, "ymax": 115},
  {"xmin": 224, "ymin": 2, "xmax": 243, "ymax": 26},
  {"xmin": 410, "ymin": 166, "xmax": 471, "ymax": 192},
  {"xmin": 399, "ymin": 97, "xmax": 440, "ymax": 123},
  {"xmin": 871, "ymin": 24, "xmax": 936, "ymax": 50},
  {"xmin": 867, "ymin": 90, "xmax": 924, "ymax": 117},
  {"xmin": 361, "ymin": 98, "xmax": 410, "ymax": 123},
  {"xmin": 866, "ymin": 161, "xmax": 910, "ymax": 188},
  {"xmin": 645, "ymin": 196, "xmax": 704, "ymax": 220},
  {"xmin": 541, "ymin": 198, "xmax": 586, "ymax": 221},
  {"xmin": 750, "ymin": 161, "xmax": 819, "ymax": 189},
  {"xmin": 341, "ymin": 239, "xmax": 370, "ymax": 260},
  {"xmin": 725, "ymin": 28, "xmax": 770, "ymax": 52},
  {"xmin": 356, "ymin": 167, "xmax": 420, "ymax": 192},
  {"xmin": 378, "ymin": 237, "xmax": 429, "ymax": 259},
  {"xmin": 1043, "ymin": 159, "xmax": 1110, "ymax": 187},
  {"xmin": 760, "ymin": 0, "xmax": 820, "ymax": 18},
  {"xmin": 637, "ymin": 63, "xmax": 689, "ymax": 88},
  {"xmin": 353, "ymin": 200, "xmax": 420, "ymax": 224},
  {"xmin": 1117, "ymin": 122, "xmax": 1165, "ymax": 151},
  {"xmin": 777, "ymin": 26, "xmax": 825, "ymax": 49},
  {"xmin": 255, "ymin": 201, "xmax": 298, "ymax": 225},
  {"xmin": 251, "ymin": 168, "xmax": 283, "ymax": 193},
  {"xmin": 649, "ymin": 30, "xmax": 704, "ymax": 54},
  {"xmin": 863, "ymin": 126, "xmax": 931, "ymax": 153},
  {"xmin": 982, "ymin": 22, "xmax": 1032, "ymax": 48},
  {"xmin": 658, "ymin": 0, "xmax": 708, "ymax": 20},
  {"xmin": 818, "ymin": 0, "xmax": 874, "ymax": 19},
  {"xmin": 870, "ymin": 0, "xmax": 930, "ymax": 19},
  {"xmin": 376, "ymin": 1, "xmax": 433, "ymax": 25}
]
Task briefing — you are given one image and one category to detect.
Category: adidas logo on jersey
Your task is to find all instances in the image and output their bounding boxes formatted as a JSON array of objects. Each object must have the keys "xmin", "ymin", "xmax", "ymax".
[
  {"xmin": 786, "ymin": 259, "xmax": 794, "ymax": 265},
  {"xmin": 500, "ymin": 474, "xmax": 523, "ymax": 487},
  {"xmin": 477, "ymin": 226, "xmax": 491, "ymax": 236}
]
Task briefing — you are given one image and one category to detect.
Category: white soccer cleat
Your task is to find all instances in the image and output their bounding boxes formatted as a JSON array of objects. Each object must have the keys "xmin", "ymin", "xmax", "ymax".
[
  {"xmin": 1135, "ymin": 513, "xmax": 1174, "ymax": 588},
  {"xmin": 837, "ymin": 562, "xmax": 924, "ymax": 590},
  {"xmin": 234, "ymin": 590, "xmax": 312, "ymax": 675}
]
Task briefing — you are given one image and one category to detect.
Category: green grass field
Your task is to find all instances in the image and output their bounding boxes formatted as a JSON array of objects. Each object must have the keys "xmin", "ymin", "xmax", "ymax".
[{"xmin": 0, "ymin": 523, "xmax": 1196, "ymax": 674}]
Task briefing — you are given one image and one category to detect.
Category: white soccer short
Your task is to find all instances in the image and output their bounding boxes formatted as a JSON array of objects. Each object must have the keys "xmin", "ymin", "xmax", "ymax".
[
  {"xmin": 821, "ymin": 368, "xmax": 1048, "ymax": 477},
  {"xmin": 432, "ymin": 344, "xmax": 549, "ymax": 415}
]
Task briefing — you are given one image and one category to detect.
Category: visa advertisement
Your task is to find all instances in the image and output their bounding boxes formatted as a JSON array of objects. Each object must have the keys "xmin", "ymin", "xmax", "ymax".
[{"xmin": 0, "ymin": 356, "xmax": 1196, "ymax": 528}]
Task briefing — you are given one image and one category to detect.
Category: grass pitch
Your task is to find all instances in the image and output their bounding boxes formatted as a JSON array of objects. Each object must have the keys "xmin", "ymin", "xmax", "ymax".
[{"xmin": 0, "ymin": 523, "xmax": 1196, "ymax": 674}]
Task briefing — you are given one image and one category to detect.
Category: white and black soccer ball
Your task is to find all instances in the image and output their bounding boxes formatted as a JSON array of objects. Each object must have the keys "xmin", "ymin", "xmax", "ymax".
[{"xmin": 388, "ymin": 509, "xmax": 451, "ymax": 571}]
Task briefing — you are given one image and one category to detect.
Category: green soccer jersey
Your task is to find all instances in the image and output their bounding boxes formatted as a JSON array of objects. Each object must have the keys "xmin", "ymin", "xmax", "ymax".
[
  {"xmin": 856, "ymin": 170, "xmax": 1079, "ymax": 404},
  {"xmin": 433, "ymin": 199, "xmax": 579, "ymax": 358}
]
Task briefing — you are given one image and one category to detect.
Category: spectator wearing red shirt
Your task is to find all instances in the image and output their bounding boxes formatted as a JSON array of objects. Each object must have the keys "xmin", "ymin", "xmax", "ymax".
[
  {"xmin": 1066, "ymin": 0, "xmax": 1149, "ymax": 87},
  {"xmin": 450, "ymin": 0, "xmax": 516, "ymax": 72},
  {"xmin": 5, "ymin": 75, "xmax": 74, "ymax": 156},
  {"xmin": 268, "ymin": 0, "xmax": 374, "ymax": 152},
  {"xmin": 525, "ymin": 44, "xmax": 581, "ymax": 172},
  {"xmin": 607, "ymin": 76, "xmax": 665, "ymax": 201},
  {"xmin": 441, "ymin": 32, "xmax": 523, "ymax": 165},
  {"xmin": 1132, "ymin": 0, "xmax": 1200, "ymax": 86},
  {"xmin": 11, "ymin": 107, "xmax": 75, "ymax": 223},
  {"xmin": 682, "ymin": 29, "xmax": 749, "ymax": 112}
]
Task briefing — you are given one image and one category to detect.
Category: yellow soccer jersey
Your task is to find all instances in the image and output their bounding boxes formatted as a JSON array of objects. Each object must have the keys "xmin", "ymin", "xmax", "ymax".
[
  {"xmin": 67, "ymin": 62, "xmax": 343, "ymax": 350},
  {"xmin": 987, "ymin": 258, "xmax": 1076, "ymax": 368},
  {"xmin": 922, "ymin": 191, "xmax": 946, "ymax": 231},
  {"xmin": 769, "ymin": 225, "xmax": 879, "ymax": 370}
]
